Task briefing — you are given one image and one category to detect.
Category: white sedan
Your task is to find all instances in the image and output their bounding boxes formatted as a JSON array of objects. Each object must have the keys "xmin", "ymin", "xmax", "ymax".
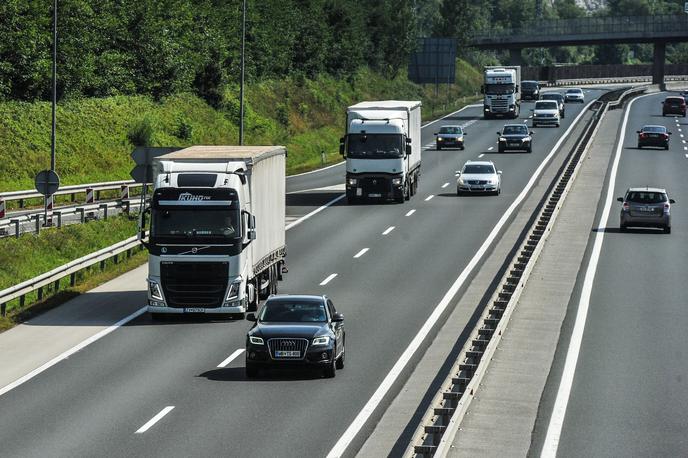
[{"xmin": 457, "ymin": 160, "xmax": 502, "ymax": 196}]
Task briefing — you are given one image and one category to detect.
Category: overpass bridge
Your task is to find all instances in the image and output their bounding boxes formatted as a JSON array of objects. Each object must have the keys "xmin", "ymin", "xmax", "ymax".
[{"xmin": 470, "ymin": 15, "xmax": 688, "ymax": 84}]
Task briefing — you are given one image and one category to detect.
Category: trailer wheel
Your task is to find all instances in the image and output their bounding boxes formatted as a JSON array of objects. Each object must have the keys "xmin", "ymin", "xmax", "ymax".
[{"xmin": 404, "ymin": 181, "xmax": 411, "ymax": 201}]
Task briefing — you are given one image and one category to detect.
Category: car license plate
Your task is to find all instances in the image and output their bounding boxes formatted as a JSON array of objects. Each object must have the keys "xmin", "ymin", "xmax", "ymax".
[
  {"xmin": 184, "ymin": 308, "xmax": 205, "ymax": 313},
  {"xmin": 275, "ymin": 351, "xmax": 300, "ymax": 357},
  {"xmin": 508, "ymin": 143, "xmax": 519, "ymax": 147},
  {"xmin": 356, "ymin": 187, "xmax": 362, "ymax": 196},
  {"xmin": 368, "ymin": 193, "xmax": 381, "ymax": 198},
  {"xmin": 649, "ymin": 133, "xmax": 658, "ymax": 137}
]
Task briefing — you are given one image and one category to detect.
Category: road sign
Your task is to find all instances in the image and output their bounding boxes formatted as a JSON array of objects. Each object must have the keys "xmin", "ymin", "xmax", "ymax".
[
  {"xmin": 35, "ymin": 170, "xmax": 60, "ymax": 196},
  {"xmin": 685, "ymin": 1, "xmax": 688, "ymax": 13},
  {"xmin": 130, "ymin": 147, "xmax": 182, "ymax": 183}
]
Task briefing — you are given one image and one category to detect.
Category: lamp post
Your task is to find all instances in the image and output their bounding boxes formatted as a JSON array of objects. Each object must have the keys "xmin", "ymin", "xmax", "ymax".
[
  {"xmin": 51, "ymin": 0, "xmax": 57, "ymax": 172},
  {"xmin": 239, "ymin": 0, "xmax": 246, "ymax": 145}
]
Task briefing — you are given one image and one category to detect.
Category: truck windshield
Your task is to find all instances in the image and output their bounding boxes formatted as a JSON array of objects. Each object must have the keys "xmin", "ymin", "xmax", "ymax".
[
  {"xmin": 485, "ymin": 83, "xmax": 515, "ymax": 95},
  {"xmin": 152, "ymin": 208, "xmax": 241, "ymax": 242},
  {"xmin": 347, "ymin": 134, "xmax": 404, "ymax": 159}
]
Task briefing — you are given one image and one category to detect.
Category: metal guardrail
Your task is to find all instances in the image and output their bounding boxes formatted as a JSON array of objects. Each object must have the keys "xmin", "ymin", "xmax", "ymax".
[
  {"xmin": 0, "ymin": 236, "xmax": 142, "ymax": 317},
  {"xmin": 0, "ymin": 179, "xmax": 142, "ymax": 209}
]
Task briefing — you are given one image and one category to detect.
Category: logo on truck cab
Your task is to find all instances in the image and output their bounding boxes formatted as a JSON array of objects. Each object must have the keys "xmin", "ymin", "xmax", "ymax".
[{"xmin": 178, "ymin": 193, "xmax": 211, "ymax": 201}]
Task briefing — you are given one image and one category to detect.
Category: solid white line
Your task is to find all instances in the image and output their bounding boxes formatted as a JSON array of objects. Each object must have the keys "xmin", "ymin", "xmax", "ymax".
[
  {"xmin": 488, "ymin": 146, "xmax": 494, "ymax": 151},
  {"xmin": 685, "ymin": 153, "xmax": 688, "ymax": 157},
  {"xmin": 327, "ymin": 97, "xmax": 597, "ymax": 458},
  {"xmin": 422, "ymin": 104, "xmax": 482, "ymax": 129},
  {"xmin": 285, "ymin": 194, "xmax": 345, "ymax": 231},
  {"xmin": 683, "ymin": 140, "xmax": 686, "ymax": 144},
  {"xmin": 681, "ymin": 134, "xmax": 685, "ymax": 138},
  {"xmin": 287, "ymin": 161, "xmax": 345, "ymax": 178},
  {"xmin": 0, "ymin": 307, "xmax": 147, "ymax": 398},
  {"xmin": 540, "ymin": 92, "xmax": 654, "ymax": 458},
  {"xmin": 442, "ymin": 182, "xmax": 450, "ymax": 189},
  {"xmin": 405, "ymin": 209, "xmax": 416, "ymax": 216},
  {"xmin": 135, "ymin": 406, "xmax": 175, "ymax": 434},
  {"xmin": 479, "ymin": 154, "xmax": 485, "ymax": 158},
  {"xmin": 217, "ymin": 348, "xmax": 245, "ymax": 368},
  {"xmin": 382, "ymin": 226, "xmax": 395, "ymax": 235},
  {"xmin": 425, "ymin": 195, "xmax": 434, "ymax": 201},
  {"xmin": 320, "ymin": 273, "xmax": 337, "ymax": 286},
  {"xmin": 353, "ymin": 248, "xmax": 369, "ymax": 259}
]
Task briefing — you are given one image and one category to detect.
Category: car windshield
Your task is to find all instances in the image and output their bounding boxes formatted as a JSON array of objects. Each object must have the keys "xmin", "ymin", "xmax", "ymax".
[
  {"xmin": 522, "ymin": 82, "xmax": 538, "ymax": 90},
  {"xmin": 503, "ymin": 125, "xmax": 528, "ymax": 135},
  {"xmin": 541, "ymin": 94, "xmax": 562, "ymax": 101},
  {"xmin": 463, "ymin": 164, "xmax": 495, "ymax": 174},
  {"xmin": 152, "ymin": 208, "xmax": 240, "ymax": 240},
  {"xmin": 642, "ymin": 126, "xmax": 666, "ymax": 133},
  {"xmin": 536, "ymin": 101, "xmax": 558, "ymax": 110},
  {"xmin": 439, "ymin": 126, "xmax": 462, "ymax": 134},
  {"xmin": 259, "ymin": 300, "xmax": 327, "ymax": 322},
  {"xmin": 566, "ymin": 89, "xmax": 582, "ymax": 94},
  {"xmin": 485, "ymin": 83, "xmax": 515, "ymax": 95},
  {"xmin": 626, "ymin": 192, "xmax": 667, "ymax": 204},
  {"xmin": 347, "ymin": 134, "xmax": 403, "ymax": 159}
]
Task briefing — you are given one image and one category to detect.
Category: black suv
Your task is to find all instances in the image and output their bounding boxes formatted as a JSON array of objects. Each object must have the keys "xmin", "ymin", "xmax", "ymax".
[
  {"xmin": 521, "ymin": 80, "xmax": 540, "ymax": 101},
  {"xmin": 662, "ymin": 96, "xmax": 686, "ymax": 117}
]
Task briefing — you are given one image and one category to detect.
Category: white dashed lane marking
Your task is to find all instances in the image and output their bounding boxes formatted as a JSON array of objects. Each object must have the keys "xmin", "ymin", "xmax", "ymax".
[
  {"xmin": 442, "ymin": 182, "xmax": 449, "ymax": 189},
  {"xmin": 479, "ymin": 154, "xmax": 485, "ymax": 158},
  {"xmin": 136, "ymin": 407, "xmax": 175, "ymax": 434},
  {"xmin": 425, "ymin": 195, "xmax": 434, "ymax": 201},
  {"xmin": 320, "ymin": 274, "xmax": 338, "ymax": 286},
  {"xmin": 353, "ymin": 248, "xmax": 369, "ymax": 258},
  {"xmin": 218, "ymin": 349, "xmax": 245, "ymax": 368},
  {"xmin": 382, "ymin": 226, "xmax": 395, "ymax": 235},
  {"xmin": 405, "ymin": 209, "xmax": 416, "ymax": 216},
  {"xmin": 488, "ymin": 146, "xmax": 494, "ymax": 151}
]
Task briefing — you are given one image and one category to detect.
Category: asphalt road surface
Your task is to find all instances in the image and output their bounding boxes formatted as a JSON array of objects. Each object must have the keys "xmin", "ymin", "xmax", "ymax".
[{"xmin": 0, "ymin": 91, "xmax": 605, "ymax": 458}]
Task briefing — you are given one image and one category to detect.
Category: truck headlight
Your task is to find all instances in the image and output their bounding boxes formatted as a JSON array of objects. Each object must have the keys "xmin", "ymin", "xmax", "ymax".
[
  {"xmin": 226, "ymin": 277, "xmax": 242, "ymax": 301},
  {"xmin": 249, "ymin": 336, "xmax": 264, "ymax": 345},
  {"xmin": 392, "ymin": 177, "xmax": 403, "ymax": 186},
  {"xmin": 348, "ymin": 178, "xmax": 357, "ymax": 186},
  {"xmin": 149, "ymin": 280, "xmax": 163, "ymax": 301},
  {"xmin": 312, "ymin": 336, "xmax": 330, "ymax": 346}
]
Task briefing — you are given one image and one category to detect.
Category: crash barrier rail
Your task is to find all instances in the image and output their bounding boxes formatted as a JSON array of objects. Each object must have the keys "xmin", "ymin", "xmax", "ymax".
[
  {"xmin": 411, "ymin": 87, "xmax": 635, "ymax": 457},
  {"xmin": 0, "ymin": 236, "xmax": 142, "ymax": 317},
  {"xmin": 523, "ymin": 64, "xmax": 688, "ymax": 83}
]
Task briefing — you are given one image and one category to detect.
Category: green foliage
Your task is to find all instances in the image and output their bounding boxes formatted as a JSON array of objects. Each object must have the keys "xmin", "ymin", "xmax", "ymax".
[{"xmin": 127, "ymin": 115, "xmax": 157, "ymax": 147}]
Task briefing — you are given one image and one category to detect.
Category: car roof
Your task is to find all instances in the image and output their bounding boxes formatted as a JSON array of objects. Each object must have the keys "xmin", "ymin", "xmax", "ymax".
[
  {"xmin": 542, "ymin": 92, "xmax": 562, "ymax": 96},
  {"xmin": 627, "ymin": 186, "xmax": 667, "ymax": 193},
  {"xmin": 503, "ymin": 123, "xmax": 527, "ymax": 128},
  {"xmin": 439, "ymin": 125, "xmax": 462, "ymax": 129},
  {"xmin": 464, "ymin": 160, "xmax": 495, "ymax": 167},
  {"xmin": 522, "ymin": 80, "xmax": 538, "ymax": 83},
  {"xmin": 665, "ymin": 96, "xmax": 684, "ymax": 101},
  {"xmin": 641, "ymin": 125, "xmax": 666, "ymax": 129},
  {"xmin": 266, "ymin": 294, "xmax": 325, "ymax": 302},
  {"xmin": 565, "ymin": 88, "xmax": 583, "ymax": 91}
]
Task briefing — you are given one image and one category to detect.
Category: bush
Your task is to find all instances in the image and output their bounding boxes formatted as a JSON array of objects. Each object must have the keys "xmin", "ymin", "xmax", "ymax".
[
  {"xmin": 127, "ymin": 115, "xmax": 156, "ymax": 146},
  {"xmin": 175, "ymin": 117, "xmax": 193, "ymax": 141}
]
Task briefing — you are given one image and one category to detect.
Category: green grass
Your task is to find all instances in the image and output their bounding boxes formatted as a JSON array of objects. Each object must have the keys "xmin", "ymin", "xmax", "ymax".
[{"xmin": 0, "ymin": 62, "xmax": 482, "ymax": 191}]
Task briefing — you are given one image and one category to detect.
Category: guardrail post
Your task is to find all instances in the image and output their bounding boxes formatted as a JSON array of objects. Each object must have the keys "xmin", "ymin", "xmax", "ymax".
[
  {"xmin": 96, "ymin": 189, "xmax": 101, "ymax": 201},
  {"xmin": 120, "ymin": 185, "xmax": 129, "ymax": 201},
  {"xmin": 77, "ymin": 207, "xmax": 85, "ymax": 223},
  {"xmin": 71, "ymin": 192, "xmax": 76, "ymax": 203},
  {"xmin": 70, "ymin": 272, "xmax": 76, "ymax": 287},
  {"xmin": 19, "ymin": 295, "xmax": 25, "ymax": 308},
  {"xmin": 55, "ymin": 211, "xmax": 62, "ymax": 228},
  {"xmin": 100, "ymin": 260, "xmax": 106, "ymax": 271},
  {"xmin": 37, "ymin": 287, "xmax": 42, "ymax": 301},
  {"xmin": 34, "ymin": 215, "xmax": 41, "ymax": 235},
  {"xmin": 11, "ymin": 219, "xmax": 20, "ymax": 238},
  {"xmin": 19, "ymin": 198, "xmax": 24, "ymax": 209},
  {"xmin": 114, "ymin": 254, "xmax": 119, "ymax": 264},
  {"xmin": 1, "ymin": 303, "xmax": 5, "ymax": 317},
  {"xmin": 54, "ymin": 279, "xmax": 60, "ymax": 292},
  {"xmin": 100, "ymin": 203, "xmax": 109, "ymax": 220},
  {"xmin": 122, "ymin": 200, "xmax": 131, "ymax": 215},
  {"xmin": 0, "ymin": 196, "xmax": 5, "ymax": 219},
  {"xmin": 85, "ymin": 187, "xmax": 94, "ymax": 204}
]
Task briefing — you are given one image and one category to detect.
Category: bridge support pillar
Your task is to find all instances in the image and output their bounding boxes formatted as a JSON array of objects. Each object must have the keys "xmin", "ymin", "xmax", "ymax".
[
  {"xmin": 652, "ymin": 41, "xmax": 666, "ymax": 87},
  {"xmin": 509, "ymin": 49, "xmax": 524, "ymax": 66}
]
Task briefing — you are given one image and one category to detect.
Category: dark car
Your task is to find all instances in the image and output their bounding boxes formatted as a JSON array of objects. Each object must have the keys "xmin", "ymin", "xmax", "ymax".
[
  {"xmin": 681, "ymin": 90, "xmax": 688, "ymax": 104},
  {"xmin": 497, "ymin": 124, "xmax": 533, "ymax": 153},
  {"xmin": 618, "ymin": 187, "xmax": 675, "ymax": 234},
  {"xmin": 434, "ymin": 125, "xmax": 466, "ymax": 150},
  {"xmin": 637, "ymin": 125, "xmax": 671, "ymax": 149},
  {"xmin": 540, "ymin": 92, "xmax": 565, "ymax": 118},
  {"xmin": 245, "ymin": 295, "xmax": 345, "ymax": 378},
  {"xmin": 521, "ymin": 80, "xmax": 540, "ymax": 101},
  {"xmin": 662, "ymin": 96, "xmax": 686, "ymax": 117}
]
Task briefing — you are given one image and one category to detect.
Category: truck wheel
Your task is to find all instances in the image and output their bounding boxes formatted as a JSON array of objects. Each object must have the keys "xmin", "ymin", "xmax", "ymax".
[{"xmin": 404, "ymin": 181, "xmax": 411, "ymax": 201}]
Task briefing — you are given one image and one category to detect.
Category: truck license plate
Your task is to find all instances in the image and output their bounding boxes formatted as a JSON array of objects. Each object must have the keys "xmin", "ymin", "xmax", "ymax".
[
  {"xmin": 356, "ymin": 188, "xmax": 362, "ymax": 196},
  {"xmin": 184, "ymin": 308, "xmax": 205, "ymax": 313},
  {"xmin": 275, "ymin": 351, "xmax": 300, "ymax": 357}
]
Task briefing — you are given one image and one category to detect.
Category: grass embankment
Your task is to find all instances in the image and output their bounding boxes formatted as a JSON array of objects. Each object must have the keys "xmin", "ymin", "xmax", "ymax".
[
  {"xmin": 0, "ymin": 63, "xmax": 481, "ymax": 191},
  {"xmin": 0, "ymin": 215, "xmax": 145, "ymax": 331}
]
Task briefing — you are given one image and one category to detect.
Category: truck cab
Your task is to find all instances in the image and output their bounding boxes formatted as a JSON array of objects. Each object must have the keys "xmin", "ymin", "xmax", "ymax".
[{"xmin": 482, "ymin": 66, "xmax": 521, "ymax": 119}]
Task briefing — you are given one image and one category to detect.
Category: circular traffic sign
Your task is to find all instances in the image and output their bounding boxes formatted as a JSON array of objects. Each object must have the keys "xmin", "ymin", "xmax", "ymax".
[{"xmin": 35, "ymin": 169, "xmax": 60, "ymax": 196}]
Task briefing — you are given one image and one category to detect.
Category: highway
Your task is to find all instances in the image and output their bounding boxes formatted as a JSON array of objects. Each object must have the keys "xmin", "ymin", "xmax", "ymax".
[
  {"xmin": 540, "ymin": 92, "xmax": 688, "ymax": 456},
  {"xmin": 0, "ymin": 91, "xmax": 605, "ymax": 458}
]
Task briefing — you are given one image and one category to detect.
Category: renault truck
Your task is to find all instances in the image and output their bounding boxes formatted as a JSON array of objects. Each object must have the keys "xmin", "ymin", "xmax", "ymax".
[
  {"xmin": 482, "ymin": 66, "xmax": 521, "ymax": 119},
  {"xmin": 340, "ymin": 101, "xmax": 421, "ymax": 204},
  {"xmin": 140, "ymin": 146, "xmax": 286, "ymax": 318}
]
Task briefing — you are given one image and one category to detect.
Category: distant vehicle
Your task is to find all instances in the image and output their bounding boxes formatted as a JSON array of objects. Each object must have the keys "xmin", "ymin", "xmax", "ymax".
[
  {"xmin": 637, "ymin": 125, "xmax": 671, "ymax": 149},
  {"xmin": 521, "ymin": 80, "xmax": 540, "ymax": 101},
  {"xmin": 532, "ymin": 100, "xmax": 561, "ymax": 128},
  {"xmin": 540, "ymin": 92, "xmax": 565, "ymax": 118},
  {"xmin": 681, "ymin": 90, "xmax": 688, "ymax": 104},
  {"xmin": 497, "ymin": 124, "xmax": 533, "ymax": 153},
  {"xmin": 245, "ymin": 295, "xmax": 345, "ymax": 378},
  {"xmin": 482, "ymin": 66, "xmax": 521, "ymax": 119},
  {"xmin": 456, "ymin": 160, "xmax": 502, "ymax": 196},
  {"xmin": 435, "ymin": 125, "xmax": 466, "ymax": 150},
  {"xmin": 564, "ymin": 88, "xmax": 585, "ymax": 103},
  {"xmin": 662, "ymin": 96, "xmax": 686, "ymax": 117},
  {"xmin": 618, "ymin": 187, "xmax": 675, "ymax": 233},
  {"xmin": 341, "ymin": 101, "xmax": 422, "ymax": 204}
]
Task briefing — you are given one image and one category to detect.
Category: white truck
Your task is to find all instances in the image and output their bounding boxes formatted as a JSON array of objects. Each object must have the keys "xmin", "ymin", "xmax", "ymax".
[
  {"xmin": 482, "ymin": 66, "xmax": 521, "ymax": 119},
  {"xmin": 340, "ymin": 101, "xmax": 422, "ymax": 204},
  {"xmin": 140, "ymin": 146, "xmax": 286, "ymax": 318}
]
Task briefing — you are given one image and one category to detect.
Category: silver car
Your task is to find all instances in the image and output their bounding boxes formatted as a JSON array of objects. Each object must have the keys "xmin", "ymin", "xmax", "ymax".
[
  {"xmin": 618, "ymin": 187, "xmax": 675, "ymax": 233},
  {"xmin": 457, "ymin": 160, "xmax": 502, "ymax": 196},
  {"xmin": 564, "ymin": 88, "xmax": 585, "ymax": 103},
  {"xmin": 435, "ymin": 125, "xmax": 466, "ymax": 150}
]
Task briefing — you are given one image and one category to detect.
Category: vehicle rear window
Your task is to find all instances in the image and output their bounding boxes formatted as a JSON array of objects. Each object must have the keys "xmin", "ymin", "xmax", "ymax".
[
  {"xmin": 641, "ymin": 126, "xmax": 666, "ymax": 133},
  {"xmin": 522, "ymin": 82, "xmax": 538, "ymax": 89},
  {"xmin": 541, "ymin": 94, "xmax": 562, "ymax": 101},
  {"xmin": 463, "ymin": 164, "xmax": 495, "ymax": 174},
  {"xmin": 566, "ymin": 89, "xmax": 582, "ymax": 94},
  {"xmin": 665, "ymin": 98, "xmax": 684, "ymax": 105},
  {"xmin": 626, "ymin": 192, "xmax": 667, "ymax": 204},
  {"xmin": 439, "ymin": 127, "xmax": 462, "ymax": 134}
]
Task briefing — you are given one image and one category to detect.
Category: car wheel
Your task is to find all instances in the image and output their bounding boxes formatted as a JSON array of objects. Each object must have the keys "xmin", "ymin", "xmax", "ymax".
[
  {"xmin": 664, "ymin": 226, "xmax": 671, "ymax": 234},
  {"xmin": 436, "ymin": 143, "xmax": 441, "ymax": 150},
  {"xmin": 324, "ymin": 357, "xmax": 336, "ymax": 378},
  {"xmin": 556, "ymin": 123, "xmax": 560, "ymax": 127},
  {"xmin": 246, "ymin": 363, "xmax": 259, "ymax": 378},
  {"xmin": 498, "ymin": 146, "xmax": 504, "ymax": 153},
  {"xmin": 150, "ymin": 313, "xmax": 165, "ymax": 322},
  {"xmin": 620, "ymin": 224, "xmax": 627, "ymax": 232},
  {"xmin": 665, "ymin": 145, "xmax": 669, "ymax": 150},
  {"xmin": 456, "ymin": 188, "xmax": 462, "ymax": 196},
  {"xmin": 460, "ymin": 145, "xmax": 465, "ymax": 150},
  {"xmin": 335, "ymin": 340, "xmax": 345, "ymax": 370},
  {"xmin": 347, "ymin": 196, "xmax": 358, "ymax": 205}
]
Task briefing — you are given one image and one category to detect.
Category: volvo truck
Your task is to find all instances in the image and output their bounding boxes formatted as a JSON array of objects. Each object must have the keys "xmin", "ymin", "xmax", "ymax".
[
  {"xmin": 482, "ymin": 66, "xmax": 521, "ymax": 119},
  {"xmin": 340, "ymin": 101, "xmax": 421, "ymax": 204},
  {"xmin": 140, "ymin": 146, "xmax": 286, "ymax": 318}
]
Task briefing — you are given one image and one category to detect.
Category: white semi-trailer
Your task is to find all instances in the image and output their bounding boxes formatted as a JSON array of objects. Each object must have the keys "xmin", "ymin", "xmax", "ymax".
[
  {"xmin": 140, "ymin": 146, "xmax": 286, "ymax": 318},
  {"xmin": 482, "ymin": 66, "xmax": 521, "ymax": 119},
  {"xmin": 340, "ymin": 101, "xmax": 422, "ymax": 204}
]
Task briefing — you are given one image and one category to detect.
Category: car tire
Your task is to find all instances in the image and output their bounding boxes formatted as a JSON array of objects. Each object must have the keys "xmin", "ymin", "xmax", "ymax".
[
  {"xmin": 457, "ymin": 188, "xmax": 462, "ymax": 196},
  {"xmin": 347, "ymin": 196, "xmax": 358, "ymax": 205},
  {"xmin": 460, "ymin": 145, "xmax": 465, "ymax": 150},
  {"xmin": 527, "ymin": 146, "xmax": 532, "ymax": 153},
  {"xmin": 665, "ymin": 145, "xmax": 669, "ymax": 150},
  {"xmin": 324, "ymin": 358, "xmax": 336, "ymax": 378},
  {"xmin": 150, "ymin": 313, "xmax": 165, "ymax": 322},
  {"xmin": 664, "ymin": 226, "xmax": 671, "ymax": 234},
  {"xmin": 246, "ymin": 363, "xmax": 259, "ymax": 378},
  {"xmin": 436, "ymin": 143, "xmax": 441, "ymax": 150},
  {"xmin": 620, "ymin": 224, "xmax": 627, "ymax": 232},
  {"xmin": 556, "ymin": 123, "xmax": 560, "ymax": 127},
  {"xmin": 335, "ymin": 341, "xmax": 345, "ymax": 370},
  {"xmin": 498, "ymin": 146, "xmax": 504, "ymax": 153}
]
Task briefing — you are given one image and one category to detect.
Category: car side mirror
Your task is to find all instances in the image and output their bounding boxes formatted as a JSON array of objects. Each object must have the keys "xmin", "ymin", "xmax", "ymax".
[
  {"xmin": 636, "ymin": 131, "xmax": 641, "ymax": 134},
  {"xmin": 668, "ymin": 132, "xmax": 673, "ymax": 135},
  {"xmin": 529, "ymin": 131, "xmax": 534, "ymax": 135},
  {"xmin": 670, "ymin": 199, "xmax": 676, "ymax": 204},
  {"xmin": 617, "ymin": 197, "xmax": 624, "ymax": 202},
  {"xmin": 497, "ymin": 170, "xmax": 502, "ymax": 174},
  {"xmin": 332, "ymin": 312, "xmax": 344, "ymax": 322},
  {"xmin": 246, "ymin": 313, "xmax": 257, "ymax": 322},
  {"xmin": 434, "ymin": 133, "xmax": 438, "ymax": 136},
  {"xmin": 496, "ymin": 132, "xmax": 501, "ymax": 135}
]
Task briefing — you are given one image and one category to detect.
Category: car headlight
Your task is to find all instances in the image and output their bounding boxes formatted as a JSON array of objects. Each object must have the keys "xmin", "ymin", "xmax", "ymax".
[
  {"xmin": 392, "ymin": 177, "xmax": 403, "ymax": 186},
  {"xmin": 149, "ymin": 280, "xmax": 163, "ymax": 301},
  {"xmin": 499, "ymin": 137, "xmax": 506, "ymax": 142},
  {"xmin": 457, "ymin": 177, "xmax": 465, "ymax": 185},
  {"xmin": 533, "ymin": 113, "xmax": 539, "ymax": 117},
  {"xmin": 437, "ymin": 137, "xmax": 443, "ymax": 141},
  {"xmin": 249, "ymin": 336, "xmax": 264, "ymax": 345},
  {"xmin": 348, "ymin": 177, "xmax": 357, "ymax": 186},
  {"xmin": 226, "ymin": 277, "xmax": 242, "ymax": 301},
  {"xmin": 312, "ymin": 336, "xmax": 330, "ymax": 346},
  {"xmin": 523, "ymin": 137, "xmax": 531, "ymax": 142}
]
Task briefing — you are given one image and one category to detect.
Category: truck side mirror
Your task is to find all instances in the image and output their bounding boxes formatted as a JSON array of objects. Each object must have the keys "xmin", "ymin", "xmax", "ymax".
[
  {"xmin": 339, "ymin": 137, "xmax": 345, "ymax": 156},
  {"xmin": 480, "ymin": 85, "xmax": 485, "ymax": 94},
  {"xmin": 406, "ymin": 144, "xmax": 412, "ymax": 156}
]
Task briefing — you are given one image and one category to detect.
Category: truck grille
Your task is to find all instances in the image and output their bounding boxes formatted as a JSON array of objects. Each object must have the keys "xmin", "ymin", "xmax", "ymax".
[
  {"xmin": 361, "ymin": 177, "xmax": 389, "ymax": 194},
  {"xmin": 268, "ymin": 338, "xmax": 309, "ymax": 359},
  {"xmin": 160, "ymin": 262, "xmax": 228, "ymax": 308},
  {"xmin": 491, "ymin": 98, "xmax": 508, "ymax": 109}
]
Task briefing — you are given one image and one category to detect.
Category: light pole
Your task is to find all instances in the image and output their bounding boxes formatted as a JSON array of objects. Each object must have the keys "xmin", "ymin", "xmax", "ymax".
[
  {"xmin": 51, "ymin": 0, "xmax": 57, "ymax": 171},
  {"xmin": 239, "ymin": 0, "xmax": 246, "ymax": 145}
]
